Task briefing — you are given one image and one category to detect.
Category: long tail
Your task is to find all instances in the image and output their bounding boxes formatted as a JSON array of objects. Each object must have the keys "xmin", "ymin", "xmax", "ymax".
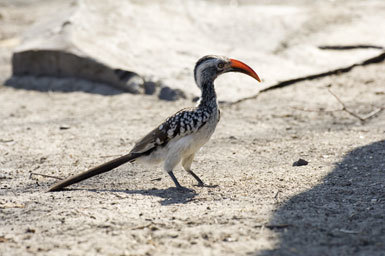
[{"xmin": 47, "ymin": 153, "xmax": 140, "ymax": 192}]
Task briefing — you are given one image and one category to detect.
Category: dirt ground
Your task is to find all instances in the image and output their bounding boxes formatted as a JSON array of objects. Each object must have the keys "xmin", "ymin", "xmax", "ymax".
[{"xmin": 1, "ymin": 1, "xmax": 385, "ymax": 256}]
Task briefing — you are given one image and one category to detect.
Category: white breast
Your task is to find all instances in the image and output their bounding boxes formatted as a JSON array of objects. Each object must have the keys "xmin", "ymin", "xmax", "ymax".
[{"xmin": 136, "ymin": 111, "xmax": 219, "ymax": 169}]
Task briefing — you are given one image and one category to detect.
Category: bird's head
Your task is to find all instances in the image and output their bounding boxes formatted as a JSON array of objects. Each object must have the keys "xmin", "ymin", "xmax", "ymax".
[{"xmin": 194, "ymin": 55, "xmax": 261, "ymax": 89}]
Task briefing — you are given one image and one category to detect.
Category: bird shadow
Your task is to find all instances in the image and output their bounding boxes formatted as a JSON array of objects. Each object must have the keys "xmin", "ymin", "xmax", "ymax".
[
  {"xmin": 60, "ymin": 186, "xmax": 198, "ymax": 206},
  {"xmin": 258, "ymin": 140, "xmax": 385, "ymax": 256}
]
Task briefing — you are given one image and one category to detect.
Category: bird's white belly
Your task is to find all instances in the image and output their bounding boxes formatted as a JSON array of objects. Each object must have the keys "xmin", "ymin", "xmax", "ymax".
[{"xmin": 137, "ymin": 114, "xmax": 219, "ymax": 167}]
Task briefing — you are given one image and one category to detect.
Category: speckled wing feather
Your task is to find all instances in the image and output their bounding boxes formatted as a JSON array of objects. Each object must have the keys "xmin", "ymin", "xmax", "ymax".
[{"xmin": 130, "ymin": 107, "xmax": 212, "ymax": 155}]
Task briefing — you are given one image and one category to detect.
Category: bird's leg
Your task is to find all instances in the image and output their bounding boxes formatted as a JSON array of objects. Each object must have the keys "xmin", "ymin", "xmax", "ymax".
[
  {"xmin": 164, "ymin": 155, "xmax": 187, "ymax": 190},
  {"xmin": 166, "ymin": 171, "xmax": 194, "ymax": 192},
  {"xmin": 182, "ymin": 154, "xmax": 204, "ymax": 186},
  {"xmin": 188, "ymin": 170, "xmax": 204, "ymax": 186},
  {"xmin": 167, "ymin": 171, "xmax": 183, "ymax": 189}
]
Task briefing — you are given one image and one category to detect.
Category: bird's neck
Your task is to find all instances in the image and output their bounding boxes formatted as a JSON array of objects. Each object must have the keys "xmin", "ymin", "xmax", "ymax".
[{"xmin": 197, "ymin": 81, "xmax": 217, "ymax": 110}]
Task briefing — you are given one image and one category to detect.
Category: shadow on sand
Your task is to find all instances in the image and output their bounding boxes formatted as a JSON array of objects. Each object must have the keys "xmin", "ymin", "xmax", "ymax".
[
  {"xmin": 259, "ymin": 140, "xmax": 385, "ymax": 256},
  {"xmin": 4, "ymin": 75, "xmax": 125, "ymax": 96},
  {"xmin": 58, "ymin": 187, "xmax": 197, "ymax": 206}
]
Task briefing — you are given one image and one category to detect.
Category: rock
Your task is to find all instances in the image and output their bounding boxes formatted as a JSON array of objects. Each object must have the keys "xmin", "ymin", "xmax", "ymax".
[
  {"xmin": 293, "ymin": 158, "xmax": 309, "ymax": 166},
  {"xmin": 12, "ymin": 49, "xmax": 141, "ymax": 94},
  {"xmin": 192, "ymin": 96, "xmax": 200, "ymax": 103},
  {"xmin": 114, "ymin": 69, "xmax": 144, "ymax": 94},
  {"xmin": 143, "ymin": 81, "xmax": 158, "ymax": 95},
  {"xmin": 59, "ymin": 125, "xmax": 71, "ymax": 130},
  {"xmin": 158, "ymin": 86, "xmax": 186, "ymax": 101}
]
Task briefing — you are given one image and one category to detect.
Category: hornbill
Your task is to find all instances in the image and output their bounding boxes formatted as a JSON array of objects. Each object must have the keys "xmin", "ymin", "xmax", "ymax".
[{"xmin": 48, "ymin": 55, "xmax": 261, "ymax": 192}]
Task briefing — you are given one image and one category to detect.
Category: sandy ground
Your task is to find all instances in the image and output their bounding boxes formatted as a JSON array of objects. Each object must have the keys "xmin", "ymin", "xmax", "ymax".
[{"xmin": 1, "ymin": 1, "xmax": 385, "ymax": 256}]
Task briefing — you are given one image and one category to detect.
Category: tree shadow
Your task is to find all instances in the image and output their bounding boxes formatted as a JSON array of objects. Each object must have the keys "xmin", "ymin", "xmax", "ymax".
[
  {"xmin": 259, "ymin": 140, "xmax": 385, "ymax": 256},
  {"xmin": 59, "ymin": 187, "xmax": 197, "ymax": 206}
]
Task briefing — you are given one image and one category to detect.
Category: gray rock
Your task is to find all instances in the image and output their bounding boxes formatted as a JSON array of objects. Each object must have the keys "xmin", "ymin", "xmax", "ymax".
[
  {"xmin": 143, "ymin": 81, "xmax": 158, "ymax": 95},
  {"xmin": 158, "ymin": 86, "xmax": 186, "ymax": 101},
  {"xmin": 293, "ymin": 158, "xmax": 309, "ymax": 167},
  {"xmin": 12, "ymin": 51, "xmax": 142, "ymax": 93},
  {"xmin": 114, "ymin": 69, "xmax": 144, "ymax": 94}
]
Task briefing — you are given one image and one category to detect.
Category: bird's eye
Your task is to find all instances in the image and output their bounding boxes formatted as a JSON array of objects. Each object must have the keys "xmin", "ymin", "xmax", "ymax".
[{"xmin": 217, "ymin": 63, "xmax": 225, "ymax": 69}]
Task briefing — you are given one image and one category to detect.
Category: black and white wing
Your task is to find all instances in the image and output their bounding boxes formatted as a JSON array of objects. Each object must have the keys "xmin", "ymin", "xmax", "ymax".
[{"xmin": 130, "ymin": 107, "xmax": 212, "ymax": 155}]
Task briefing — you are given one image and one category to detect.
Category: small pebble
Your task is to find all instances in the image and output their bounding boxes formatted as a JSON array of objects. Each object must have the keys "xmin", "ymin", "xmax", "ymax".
[
  {"xmin": 293, "ymin": 158, "xmax": 309, "ymax": 166},
  {"xmin": 59, "ymin": 125, "xmax": 70, "ymax": 130}
]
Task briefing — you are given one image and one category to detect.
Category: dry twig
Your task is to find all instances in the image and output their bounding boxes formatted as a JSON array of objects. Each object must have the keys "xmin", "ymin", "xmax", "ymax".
[
  {"xmin": 100, "ymin": 154, "xmax": 121, "ymax": 158},
  {"xmin": 290, "ymin": 106, "xmax": 339, "ymax": 113},
  {"xmin": 318, "ymin": 44, "xmax": 383, "ymax": 50},
  {"xmin": 254, "ymin": 224, "xmax": 291, "ymax": 229},
  {"xmin": 30, "ymin": 172, "xmax": 63, "ymax": 180},
  {"xmin": 226, "ymin": 50, "xmax": 385, "ymax": 106},
  {"xmin": 221, "ymin": 94, "xmax": 260, "ymax": 106},
  {"xmin": 327, "ymin": 88, "xmax": 384, "ymax": 122},
  {"xmin": 0, "ymin": 139, "xmax": 13, "ymax": 143}
]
